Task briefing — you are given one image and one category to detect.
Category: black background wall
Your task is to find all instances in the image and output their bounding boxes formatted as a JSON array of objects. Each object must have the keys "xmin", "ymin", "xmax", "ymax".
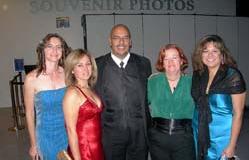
[{"xmin": 237, "ymin": 0, "xmax": 249, "ymax": 17}]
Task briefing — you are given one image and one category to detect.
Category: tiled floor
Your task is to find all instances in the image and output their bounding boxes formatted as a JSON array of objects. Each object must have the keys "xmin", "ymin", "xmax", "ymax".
[{"xmin": 0, "ymin": 108, "xmax": 248, "ymax": 160}]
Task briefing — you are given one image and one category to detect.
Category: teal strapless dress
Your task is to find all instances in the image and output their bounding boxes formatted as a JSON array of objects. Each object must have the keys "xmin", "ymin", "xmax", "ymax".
[
  {"xmin": 34, "ymin": 87, "xmax": 68, "ymax": 160},
  {"xmin": 193, "ymin": 94, "xmax": 233, "ymax": 160}
]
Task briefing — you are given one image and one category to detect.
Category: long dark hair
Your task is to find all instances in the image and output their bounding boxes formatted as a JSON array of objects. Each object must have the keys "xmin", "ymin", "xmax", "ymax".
[{"xmin": 192, "ymin": 35, "xmax": 237, "ymax": 73}]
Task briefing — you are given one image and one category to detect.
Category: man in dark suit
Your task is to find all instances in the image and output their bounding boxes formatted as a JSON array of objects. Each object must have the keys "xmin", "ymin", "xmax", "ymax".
[{"xmin": 95, "ymin": 24, "xmax": 152, "ymax": 160}]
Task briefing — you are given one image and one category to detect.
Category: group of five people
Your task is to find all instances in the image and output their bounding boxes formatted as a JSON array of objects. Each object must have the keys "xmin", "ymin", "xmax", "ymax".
[{"xmin": 24, "ymin": 24, "xmax": 246, "ymax": 160}]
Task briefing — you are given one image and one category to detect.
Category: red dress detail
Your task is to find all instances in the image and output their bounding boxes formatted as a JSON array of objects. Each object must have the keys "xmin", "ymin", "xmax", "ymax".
[{"xmin": 68, "ymin": 88, "xmax": 104, "ymax": 160}]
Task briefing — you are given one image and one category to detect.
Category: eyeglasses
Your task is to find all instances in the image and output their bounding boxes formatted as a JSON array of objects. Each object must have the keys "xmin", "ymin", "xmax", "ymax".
[
  {"xmin": 45, "ymin": 44, "xmax": 62, "ymax": 51},
  {"xmin": 111, "ymin": 36, "xmax": 130, "ymax": 42}
]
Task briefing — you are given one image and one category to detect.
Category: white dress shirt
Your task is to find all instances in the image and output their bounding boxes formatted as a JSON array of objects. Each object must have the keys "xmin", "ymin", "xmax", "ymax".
[{"xmin": 111, "ymin": 52, "xmax": 130, "ymax": 69}]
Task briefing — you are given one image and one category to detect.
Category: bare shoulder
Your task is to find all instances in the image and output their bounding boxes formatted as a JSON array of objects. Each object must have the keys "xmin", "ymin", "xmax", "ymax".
[
  {"xmin": 64, "ymin": 86, "xmax": 76, "ymax": 97},
  {"xmin": 23, "ymin": 70, "xmax": 41, "ymax": 96},
  {"xmin": 64, "ymin": 86, "xmax": 84, "ymax": 101},
  {"xmin": 24, "ymin": 69, "xmax": 40, "ymax": 90},
  {"xmin": 25, "ymin": 69, "xmax": 38, "ymax": 82},
  {"xmin": 64, "ymin": 86, "xmax": 85, "ymax": 108}
]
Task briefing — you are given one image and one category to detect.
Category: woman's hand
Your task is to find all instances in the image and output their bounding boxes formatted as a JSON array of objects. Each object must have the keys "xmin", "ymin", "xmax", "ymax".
[
  {"xmin": 223, "ymin": 92, "xmax": 246, "ymax": 159},
  {"xmin": 29, "ymin": 145, "xmax": 39, "ymax": 160},
  {"xmin": 222, "ymin": 145, "xmax": 235, "ymax": 158}
]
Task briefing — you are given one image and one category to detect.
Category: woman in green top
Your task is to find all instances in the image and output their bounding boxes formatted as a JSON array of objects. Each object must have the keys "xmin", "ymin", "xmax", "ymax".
[{"xmin": 148, "ymin": 44, "xmax": 195, "ymax": 160}]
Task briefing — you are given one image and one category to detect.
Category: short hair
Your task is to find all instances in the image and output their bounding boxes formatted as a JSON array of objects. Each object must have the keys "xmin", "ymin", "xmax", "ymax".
[
  {"xmin": 155, "ymin": 44, "xmax": 188, "ymax": 72},
  {"xmin": 64, "ymin": 49, "xmax": 97, "ymax": 88},
  {"xmin": 36, "ymin": 33, "xmax": 71, "ymax": 77},
  {"xmin": 192, "ymin": 34, "xmax": 237, "ymax": 73},
  {"xmin": 110, "ymin": 24, "xmax": 131, "ymax": 38}
]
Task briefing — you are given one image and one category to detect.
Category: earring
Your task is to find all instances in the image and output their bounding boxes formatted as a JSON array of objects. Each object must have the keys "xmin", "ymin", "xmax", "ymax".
[{"xmin": 221, "ymin": 55, "xmax": 224, "ymax": 65}]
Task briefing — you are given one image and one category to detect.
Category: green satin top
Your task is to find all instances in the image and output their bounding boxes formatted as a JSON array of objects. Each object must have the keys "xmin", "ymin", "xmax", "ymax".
[{"xmin": 147, "ymin": 72, "xmax": 194, "ymax": 119}]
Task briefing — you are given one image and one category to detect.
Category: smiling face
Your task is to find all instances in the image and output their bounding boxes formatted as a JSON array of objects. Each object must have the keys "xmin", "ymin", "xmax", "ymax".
[
  {"xmin": 109, "ymin": 25, "xmax": 131, "ymax": 59},
  {"xmin": 163, "ymin": 48, "xmax": 182, "ymax": 74},
  {"xmin": 201, "ymin": 42, "xmax": 222, "ymax": 71},
  {"xmin": 44, "ymin": 37, "xmax": 63, "ymax": 63},
  {"xmin": 72, "ymin": 55, "xmax": 92, "ymax": 83}
]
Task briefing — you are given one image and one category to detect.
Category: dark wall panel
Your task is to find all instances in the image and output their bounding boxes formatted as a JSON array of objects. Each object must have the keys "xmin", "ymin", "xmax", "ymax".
[{"xmin": 237, "ymin": 0, "xmax": 249, "ymax": 17}]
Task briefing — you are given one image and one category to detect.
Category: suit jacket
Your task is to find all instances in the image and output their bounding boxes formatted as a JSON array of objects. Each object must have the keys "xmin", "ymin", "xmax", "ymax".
[{"xmin": 95, "ymin": 53, "xmax": 152, "ymax": 134}]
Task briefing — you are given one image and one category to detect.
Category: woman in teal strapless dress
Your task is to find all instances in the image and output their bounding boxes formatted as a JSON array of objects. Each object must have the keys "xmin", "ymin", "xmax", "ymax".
[
  {"xmin": 191, "ymin": 35, "xmax": 246, "ymax": 160},
  {"xmin": 24, "ymin": 33, "xmax": 71, "ymax": 160}
]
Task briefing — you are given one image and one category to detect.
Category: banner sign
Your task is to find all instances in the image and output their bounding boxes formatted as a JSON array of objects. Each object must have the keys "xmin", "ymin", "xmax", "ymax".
[{"xmin": 30, "ymin": 0, "xmax": 195, "ymax": 13}]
